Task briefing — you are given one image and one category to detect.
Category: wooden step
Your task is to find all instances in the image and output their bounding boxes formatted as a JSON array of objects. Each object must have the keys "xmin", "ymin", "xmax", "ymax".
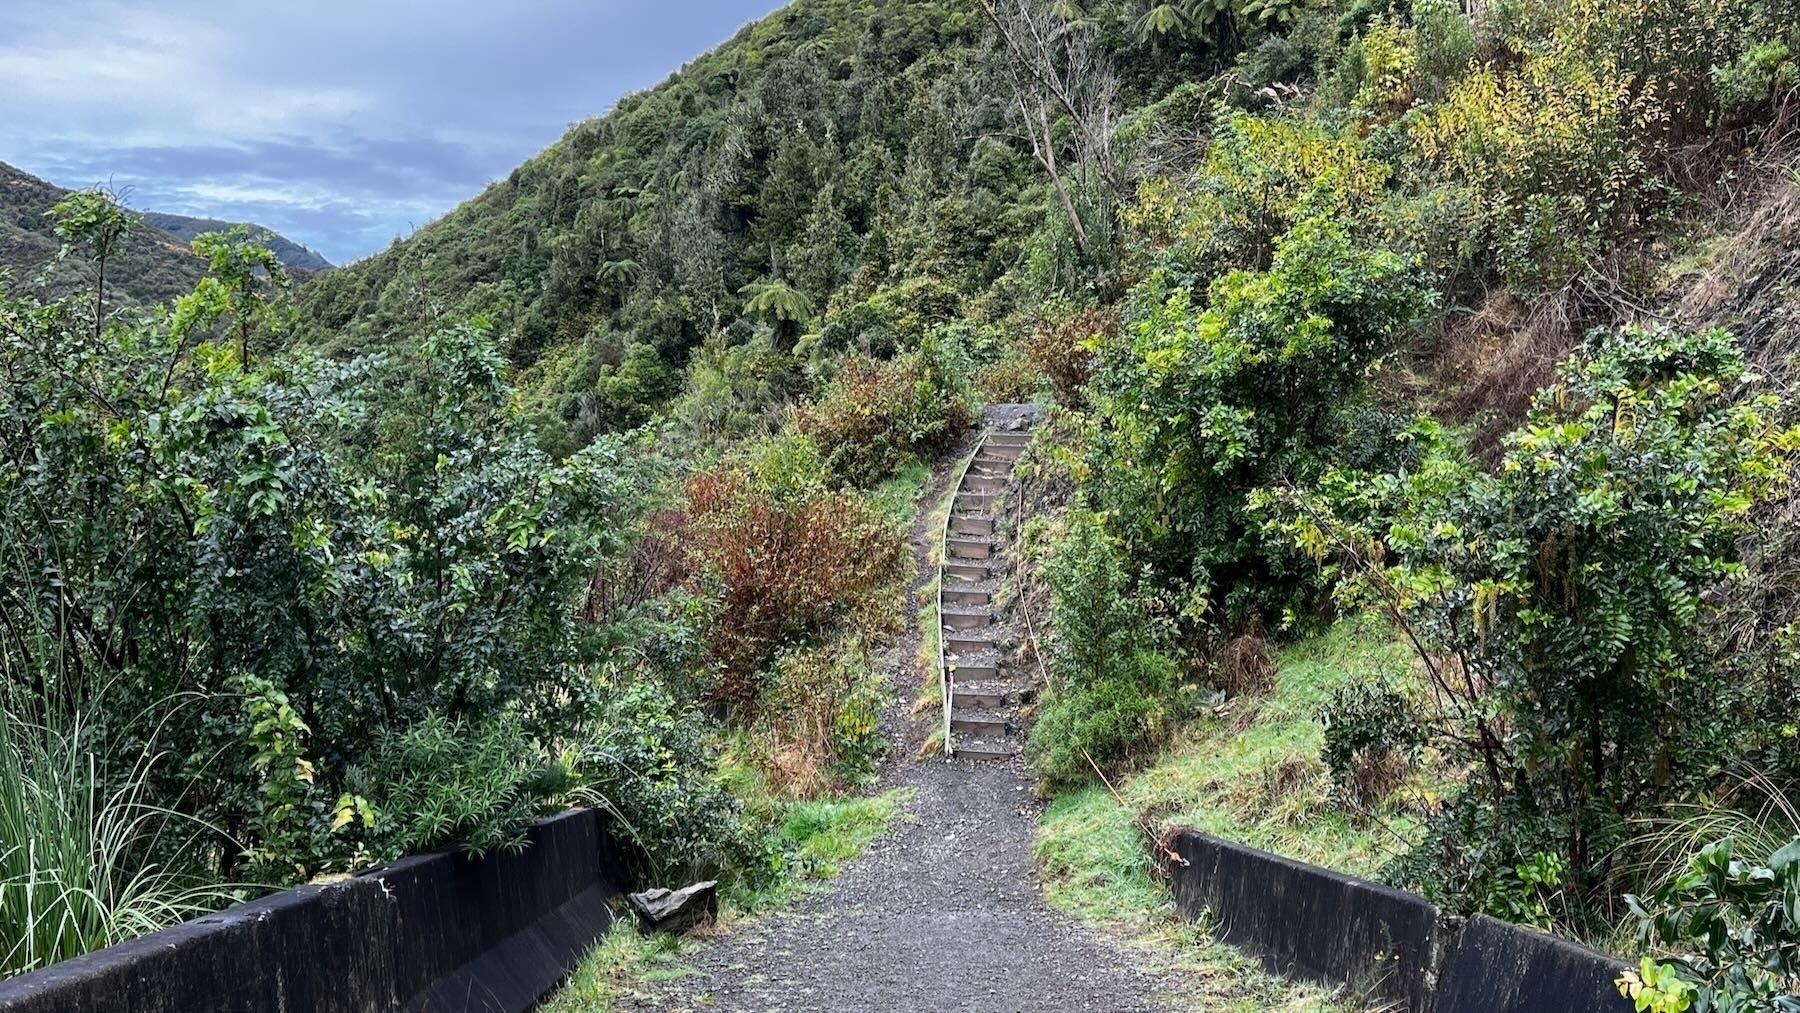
[
  {"xmin": 941, "ymin": 607, "xmax": 993, "ymax": 631},
  {"xmin": 944, "ymin": 631, "xmax": 994, "ymax": 654},
  {"xmin": 987, "ymin": 432, "xmax": 1032, "ymax": 448},
  {"xmin": 969, "ymin": 459, "xmax": 1011, "ymax": 477},
  {"xmin": 954, "ymin": 739, "xmax": 1022, "ymax": 762},
  {"xmin": 950, "ymin": 685, "xmax": 1007, "ymax": 709},
  {"xmin": 942, "ymin": 586, "xmax": 992, "ymax": 607},
  {"xmin": 951, "ymin": 515, "xmax": 995, "ymax": 536},
  {"xmin": 948, "ymin": 662, "xmax": 999, "ymax": 681},
  {"xmin": 944, "ymin": 560, "xmax": 991, "ymax": 581},
  {"xmin": 946, "ymin": 538, "xmax": 991, "ymax": 561},
  {"xmin": 951, "ymin": 712, "xmax": 1009, "ymax": 737},
  {"xmin": 962, "ymin": 474, "xmax": 1006, "ymax": 494},
  {"xmin": 954, "ymin": 493, "xmax": 996, "ymax": 514}
]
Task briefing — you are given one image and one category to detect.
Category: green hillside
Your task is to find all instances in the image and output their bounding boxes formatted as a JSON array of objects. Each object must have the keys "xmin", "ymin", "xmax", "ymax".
[
  {"xmin": 1, "ymin": 160, "xmax": 205, "ymax": 305},
  {"xmin": 295, "ymin": 0, "xmax": 1121, "ymax": 440},
  {"xmin": 10, "ymin": 0, "xmax": 1800, "ymax": 1005},
  {"xmin": 142, "ymin": 212, "xmax": 332, "ymax": 276}
]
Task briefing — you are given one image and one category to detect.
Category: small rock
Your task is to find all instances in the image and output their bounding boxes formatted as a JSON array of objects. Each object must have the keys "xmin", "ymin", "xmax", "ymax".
[{"xmin": 629, "ymin": 880, "xmax": 719, "ymax": 935}]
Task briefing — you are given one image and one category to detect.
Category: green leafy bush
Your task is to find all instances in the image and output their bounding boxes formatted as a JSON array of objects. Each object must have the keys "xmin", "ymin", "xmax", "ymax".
[
  {"xmin": 1089, "ymin": 212, "xmax": 1429, "ymax": 632},
  {"xmin": 1030, "ymin": 512, "xmax": 1180, "ymax": 788},
  {"xmin": 1623, "ymin": 836, "xmax": 1800, "ymax": 1013},
  {"xmin": 0, "ymin": 235, "xmax": 652, "ymax": 886},
  {"xmin": 754, "ymin": 639, "xmax": 888, "ymax": 797},
  {"xmin": 577, "ymin": 680, "xmax": 748, "ymax": 884},
  {"xmin": 1317, "ymin": 682, "xmax": 1425, "ymax": 810},
  {"xmin": 1277, "ymin": 326, "xmax": 1799, "ymax": 923},
  {"xmin": 358, "ymin": 714, "xmax": 573, "ymax": 861}
]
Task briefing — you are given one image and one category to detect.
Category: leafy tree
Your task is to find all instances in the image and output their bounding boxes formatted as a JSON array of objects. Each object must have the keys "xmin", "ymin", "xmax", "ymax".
[
  {"xmin": 1089, "ymin": 212, "xmax": 1429, "ymax": 631},
  {"xmin": 48, "ymin": 188, "xmax": 138, "ymax": 338},
  {"xmin": 1275, "ymin": 327, "xmax": 1800, "ymax": 921}
]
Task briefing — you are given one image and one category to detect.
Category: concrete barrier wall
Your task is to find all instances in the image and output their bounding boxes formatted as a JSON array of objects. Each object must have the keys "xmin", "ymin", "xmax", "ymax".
[
  {"xmin": 0, "ymin": 809, "xmax": 627, "ymax": 1013},
  {"xmin": 1165, "ymin": 829, "xmax": 1629, "ymax": 1013}
]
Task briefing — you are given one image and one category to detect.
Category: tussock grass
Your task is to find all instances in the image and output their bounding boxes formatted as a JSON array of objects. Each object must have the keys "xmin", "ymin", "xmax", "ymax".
[{"xmin": 0, "ymin": 703, "xmax": 240, "ymax": 978}]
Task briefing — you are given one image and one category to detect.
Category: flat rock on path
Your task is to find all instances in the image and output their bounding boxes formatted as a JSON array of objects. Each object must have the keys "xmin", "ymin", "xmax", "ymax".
[{"xmin": 620, "ymin": 413, "xmax": 1180, "ymax": 1013}]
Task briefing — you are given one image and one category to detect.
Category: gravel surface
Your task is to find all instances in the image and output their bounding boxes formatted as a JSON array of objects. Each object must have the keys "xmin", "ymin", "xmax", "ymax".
[{"xmin": 621, "ymin": 413, "xmax": 1181, "ymax": 1013}]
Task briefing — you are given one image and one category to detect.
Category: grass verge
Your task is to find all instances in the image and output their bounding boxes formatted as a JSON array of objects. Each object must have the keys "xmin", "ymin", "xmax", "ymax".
[{"xmin": 1034, "ymin": 618, "xmax": 1436, "ymax": 1012}]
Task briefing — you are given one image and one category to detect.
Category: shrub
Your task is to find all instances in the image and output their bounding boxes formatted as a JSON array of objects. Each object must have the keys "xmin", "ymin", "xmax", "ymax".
[
  {"xmin": 577, "ymin": 680, "xmax": 749, "ymax": 885},
  {"xmin": 1088, "ymin": 212, "xmax": 1430, "ymax": 632},
  {"xmin": 754, "ymin": 639, "xmax": 888, "ymax": 797},
  {"xmin": 0, "ymin": 237, "xmax": 650, "ymax": 884},
  {"xmin": 681, "ymin": 465, "xmax": 908, "ymax": 707},
  {"xmin": 794, "ymin": 347, "xmax": 973, "ymax": 486},
  {"xmin": 358, "ymin": 714, "xmax": 573, "ymax": 861},
  {"xmin": 1622, "ymin": 837, "xmax": 1800, "ymax": 1013},
  {"xmin": 1214, "ymin": 633, "xmax": 1276, "ymax": 697},
  {"xmin": 972, "ymin": 344, "xmax": 1041, "ymax": 405},
  {"xmin": 1278, "ymin": 325, "xmax": 1799, "ymax": 924},
  {"xmin": 1029, "ymin": 513, "xmax": 1179, "ymax": 788},
  {"xmin": 1318, "ymin": 682, "xmax": 1425, "ymax": 811},
  {"xmin": 1026, "ymin": 306, "xmax": 1109, "ymax": 407}
]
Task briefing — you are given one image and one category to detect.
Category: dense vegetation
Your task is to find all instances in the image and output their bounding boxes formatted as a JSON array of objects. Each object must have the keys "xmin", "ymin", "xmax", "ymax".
[{"xmin": 11, "ymin": 0, "xmax": 1800, "ymax": 1007}]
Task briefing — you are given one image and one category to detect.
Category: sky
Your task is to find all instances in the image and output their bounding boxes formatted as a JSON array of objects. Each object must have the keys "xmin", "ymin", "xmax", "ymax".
[{"xmin": 0, "ymin": 0, "xmax": 784, "ymax": 265}]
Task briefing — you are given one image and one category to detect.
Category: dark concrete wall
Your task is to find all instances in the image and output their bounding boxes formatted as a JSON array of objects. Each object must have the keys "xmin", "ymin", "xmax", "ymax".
[
  {"xmin": 1433, "ymin": 914, "xmax": 1630, "ymax": 1013},
  {"xmin": 1165, "ymin": 829, "xmax": 1629, "ymax": 1013},
  {"xmin": 1168, "ymin": 831, "xmax": 1444, "ymax": 1012},
  {"xmin": 0, "ymin": 809, "xmax": 627, "ymax": 1013}
]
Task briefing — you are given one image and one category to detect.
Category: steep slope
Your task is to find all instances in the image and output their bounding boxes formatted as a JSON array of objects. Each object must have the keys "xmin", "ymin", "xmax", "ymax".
[
  {"xmin": 293, "ymin": 0, "xmax": 1061, "ymax": 434},
  {"xmin": 1, "ymin": 161, "xmax": 205, "ymax": 305},
  {"xmin": 142, "ymin": 212, "xmax": 332, "ymax": 276}
]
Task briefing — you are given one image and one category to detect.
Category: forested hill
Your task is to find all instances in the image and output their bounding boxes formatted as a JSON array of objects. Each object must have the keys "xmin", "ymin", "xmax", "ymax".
[
  {"xmin": 142, "ymin": 212, "xmax": 332, "ymax": 276},
  {"xmin": 294, "ymin": 0, "xmax": 1168, "ymax": 441},
  {"xmin": 1, "ymin": 161, "xmax": 331, "ymax": 303},
  {"xmin": 1, "ymin": 161, "xmax": 205, "ymax": 305}
]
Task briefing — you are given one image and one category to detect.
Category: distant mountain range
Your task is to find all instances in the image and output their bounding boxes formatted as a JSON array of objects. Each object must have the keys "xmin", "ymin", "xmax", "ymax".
[
  {"xmin": 1, "ymin": 161, "xmax": 330, "ymax": 308},
  {"xmin": 140, "ymin": 211, "xmax": 332, "ymax": 275}
]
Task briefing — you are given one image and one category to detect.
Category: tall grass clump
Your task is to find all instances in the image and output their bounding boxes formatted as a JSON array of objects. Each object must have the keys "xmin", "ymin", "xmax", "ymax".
[{"xmin": 0, "ymin": 694, "xmax": 237, "ymax": 978}]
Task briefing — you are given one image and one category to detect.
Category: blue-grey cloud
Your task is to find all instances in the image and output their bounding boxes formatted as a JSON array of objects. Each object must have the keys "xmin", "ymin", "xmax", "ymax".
[{"xmin": 0, "ymin": 0, "xmax": 783, "ymax": 263}]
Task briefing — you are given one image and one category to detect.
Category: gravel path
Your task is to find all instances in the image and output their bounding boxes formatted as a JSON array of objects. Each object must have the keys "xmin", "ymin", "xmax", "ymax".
[{"xmin": 621, "ymin": 416, "xmax": 1182, "ymax": 1013}]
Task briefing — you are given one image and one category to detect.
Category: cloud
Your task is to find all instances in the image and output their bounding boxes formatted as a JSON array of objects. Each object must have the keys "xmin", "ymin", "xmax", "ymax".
[{"xmin": 0, "ymin": 0, "xmax": 783, "ymax": 263}]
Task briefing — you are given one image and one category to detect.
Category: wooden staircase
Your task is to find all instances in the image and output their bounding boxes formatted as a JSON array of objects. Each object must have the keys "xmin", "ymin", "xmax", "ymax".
[{"xmin": 937, "ymin": 428, "xmax": 1034, "ymax": 761}]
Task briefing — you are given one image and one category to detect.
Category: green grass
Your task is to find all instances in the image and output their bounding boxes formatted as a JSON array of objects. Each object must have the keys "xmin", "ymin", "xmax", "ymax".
[
  {"xmin": 1034, "ymin": 618, "xmax": 1435, "ymax": 1011},
  {"xmin": 741, "ymin": 789, "xmax": 911, "ymax": 910},
  {"xmin": 537, "ymin": 921, "xmax": 695, "ymax": 1013},
  {"xmin": 542, "ymin": 788, "xmax": 910, "ymax": 1012},
  {"xmin": 1132, "ymin": 619, "xmax": 1428, "ymax": 876},
  {"xmin": 870, "ymin": 459, "xmax": 932, "ymax": 526}
]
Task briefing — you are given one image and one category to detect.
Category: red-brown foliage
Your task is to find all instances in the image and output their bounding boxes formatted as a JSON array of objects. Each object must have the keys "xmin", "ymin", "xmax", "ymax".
[
  {"xmin": 681, "ymin": 468, "xmax": 907, "ymax": 709},
  {"xmin": 1026, "ymin": 306, "xmax": 1113, "ymax": 407}
]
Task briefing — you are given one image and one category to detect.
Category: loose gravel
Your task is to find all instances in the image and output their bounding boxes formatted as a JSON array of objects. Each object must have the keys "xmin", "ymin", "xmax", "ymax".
[{"xmin": 620, "ymin": 414, "xmax": 1183, "ymax": 1013}]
